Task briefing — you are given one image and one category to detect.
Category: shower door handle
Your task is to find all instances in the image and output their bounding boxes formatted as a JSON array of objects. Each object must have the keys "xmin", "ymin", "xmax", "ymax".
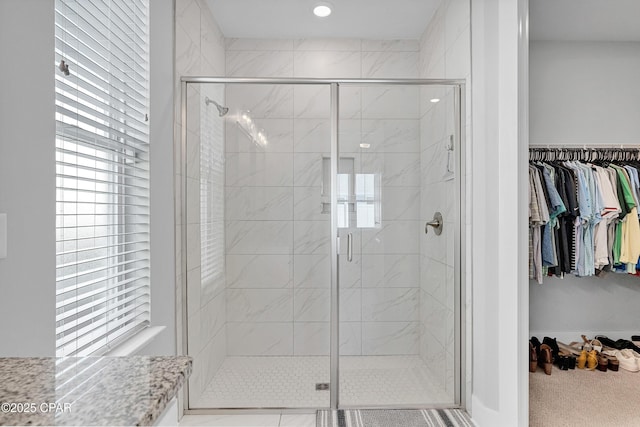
[{"xmin": 347, "ymin": 232, "xmax": 353, "ymax": 262}]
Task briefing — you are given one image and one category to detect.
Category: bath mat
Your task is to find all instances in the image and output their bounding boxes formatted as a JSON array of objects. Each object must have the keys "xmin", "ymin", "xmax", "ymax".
[{"xmin": 316, "ymin": 408, "xmax": 474, "ymax": 427}]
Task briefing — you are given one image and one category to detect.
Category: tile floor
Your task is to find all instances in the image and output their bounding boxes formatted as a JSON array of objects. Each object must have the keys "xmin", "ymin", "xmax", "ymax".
[
  {"xmin": 180, "ymin": 413, "xmax": 315, "ymax": 427},
  {"xmin": 190, "ymin": 355, "xmax": 451, "ymax": 409}
]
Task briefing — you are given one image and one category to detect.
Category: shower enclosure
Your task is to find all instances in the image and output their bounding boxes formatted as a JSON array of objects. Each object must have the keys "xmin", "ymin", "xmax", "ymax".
[{"xmin": 180, "ymin": 78, "xmax": 464, "ymax": 411}]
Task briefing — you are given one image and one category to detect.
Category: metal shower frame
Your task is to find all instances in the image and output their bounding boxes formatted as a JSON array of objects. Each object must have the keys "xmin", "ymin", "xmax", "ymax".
[{"xmin": 179, "ymin": 77, "xmax": 467, "ymax": 414}]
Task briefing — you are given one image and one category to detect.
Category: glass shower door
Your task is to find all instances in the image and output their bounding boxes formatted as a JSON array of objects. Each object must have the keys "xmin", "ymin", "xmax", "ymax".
[
  {"xmin": 337, "ymin": 83, "xmax": 460, "ymax": 407},
  {"xmin": 184, "ymin": 82, "xmax": 334, "ymax": 409}
]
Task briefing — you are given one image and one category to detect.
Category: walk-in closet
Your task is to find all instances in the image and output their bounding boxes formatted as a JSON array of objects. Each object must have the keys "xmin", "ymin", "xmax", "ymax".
[{"xmin": 528, "ymin": 1, "xmax": 640, "ymax": 426}]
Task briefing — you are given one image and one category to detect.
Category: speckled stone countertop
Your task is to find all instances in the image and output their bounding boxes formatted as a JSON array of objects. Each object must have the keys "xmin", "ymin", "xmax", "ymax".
[{"xmin": 0, "ymin": 356, "xmax": 192, "ymax": 426}]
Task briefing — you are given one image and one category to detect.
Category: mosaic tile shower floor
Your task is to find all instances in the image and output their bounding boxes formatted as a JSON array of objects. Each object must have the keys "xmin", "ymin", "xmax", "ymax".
[{"xmin": 191, "ymin": 356, "xmax": 451, "ymax": 408}]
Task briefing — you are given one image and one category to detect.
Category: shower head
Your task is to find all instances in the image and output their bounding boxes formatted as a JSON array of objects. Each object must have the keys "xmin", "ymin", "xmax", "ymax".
[{"xmin": 205, "ymin": 97, "xmax": 229, "ymax": 117}]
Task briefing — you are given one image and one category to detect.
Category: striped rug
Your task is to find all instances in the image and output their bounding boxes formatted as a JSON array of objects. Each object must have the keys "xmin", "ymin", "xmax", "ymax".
[{"xmin": 316, "ymin": 409, "xmax": 475, "ymax": 427}]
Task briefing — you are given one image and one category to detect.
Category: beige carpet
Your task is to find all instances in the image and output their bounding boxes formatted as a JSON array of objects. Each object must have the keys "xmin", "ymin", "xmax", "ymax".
[{"xmin": 530, "ymin": 367, "xmax": 640, "ymax": 426}]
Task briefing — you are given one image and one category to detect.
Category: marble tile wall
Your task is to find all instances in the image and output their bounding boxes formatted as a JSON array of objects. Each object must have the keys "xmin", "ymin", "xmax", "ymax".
[
  {"xmin": 175, "ymin": 0, "xmax": 226, "ymax": 406},
  {"xmin": 418, "ymin": 0, "xmax": 471, "ymax": 400},
  {"xmin": 223, "ymin": 37, "xmax": 423, "ymax": 357}
]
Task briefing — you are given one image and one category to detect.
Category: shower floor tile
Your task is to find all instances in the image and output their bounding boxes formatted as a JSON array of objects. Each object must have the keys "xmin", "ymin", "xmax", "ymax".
[{"xmin": 191, "ymin": 356, "xmax": 451, "ymax": 409}]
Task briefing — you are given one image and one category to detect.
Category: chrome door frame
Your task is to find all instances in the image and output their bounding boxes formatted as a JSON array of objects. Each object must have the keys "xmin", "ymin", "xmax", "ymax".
[{"xmin": 179, "ymin": 77, "xmax": 466, "ymax": 413}]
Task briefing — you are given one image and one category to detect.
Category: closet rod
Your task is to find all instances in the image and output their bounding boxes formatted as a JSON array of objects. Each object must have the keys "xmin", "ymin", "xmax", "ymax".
[{"xmin": 529, "ymin": 146, "xmax": 640, "ymax": 162}]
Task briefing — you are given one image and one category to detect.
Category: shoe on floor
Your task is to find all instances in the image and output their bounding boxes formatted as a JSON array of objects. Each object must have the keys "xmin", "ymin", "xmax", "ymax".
[{"xmin": 615, "ymin": 350, "xmax": 640, "ymax": 372}]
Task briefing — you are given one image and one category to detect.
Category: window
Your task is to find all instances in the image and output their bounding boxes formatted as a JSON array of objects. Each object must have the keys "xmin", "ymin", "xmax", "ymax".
[{"xmin": 55, "ymin": 0, "xmax": 150, "ymax": 356}]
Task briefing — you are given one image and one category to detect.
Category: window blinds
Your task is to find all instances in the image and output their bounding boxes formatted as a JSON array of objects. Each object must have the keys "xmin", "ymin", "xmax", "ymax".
[{"xmin": 55, "ymin": 0, "xmax": 150, "ymax": 357}]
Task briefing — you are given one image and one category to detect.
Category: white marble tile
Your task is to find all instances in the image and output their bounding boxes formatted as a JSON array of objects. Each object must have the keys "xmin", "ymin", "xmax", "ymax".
[
  {"xmin": 226, "ymin": 118, "xmax": 294, "ymax": 153},
  {"xmin": 381, "ymin": 187, "xmax": 421, "ymax": 220},
  {"xmin": 186, "ymin": 177, "xmax": 200, "ymax": 224},
  {"xmin": 339, "ymin": 322, "xmax": 362, "ymax": 355},
  {"xmin": 294, "ymin": 288, "xmax": 330, "ymax": 321},
  {"xmin": 227, "ymin": 289, "xmax": 293, "ymax": 322},
  {"xmin": 445, "ymin": 0, "xmax": 471, "ymax": 50},
  {"xmin": 200, "ymin": 14, "xmax": 225, "ymax": 72},
  {"xmin": 176, "ymin": 0, "xmax": 200, "ymax": 51},
  {"xmin": 362, "ymin": 39, "xmax": 420, "ymax": 52},
  {"xmin": 294, "ymin": 51, "xmax": 361, "ymax": 78},
  {"xmin": 280, "ymin": 413, "xmax": 317, "ymax": 427},
  {"xmin": 421, "ymin": 256, "xmax": 447, "ymax": 304},
  {"xmin": 294, "ymin": 322, "xmax": 330, "ymax": 356},
  {"xmin": 226, "ymin": 254, "xmax": 293, "ymax": 288},
  {"xmin": 226, "ymin": 84, "xmax": 294, "ymax": 118},
  {"xmin": 294, "ymin": 85, "xmax": 330, "ymax": 118},
  {"xmin": 362, "ymin": 254, "xmax": 420, "ymax": 288},
  {"xmin": 339, "ymin": 86, "xmax": 363, "ymax": 119},
  {"xmin": 362, "ymin": 86, "xmax": 420, "ymax": 119},
  {"xmin": 293, "ymin": 186, "xmax": 324, "ymax": 221},
  {"xmin": 187, "ymin": 266, "xmax": 201, "ymax": 313},
  {"xmin": 338, "ymin": 253, "xmax": 362, "ymax": 289},
  {"xmin": 339, "ymin": 288, "xmax": 362, "ymax": 322},
  {"xmin": 445, "ymin": 25, "xmax": 470, "ymax": 79},
  {"xmin": 225, "ymin": 153, "xmax": 293, "ymax": 187},
  {"xmin": 186, "ymin": 85, "xmax": 201, "ymax": 135},
  {"xmin": 422, "ymin": 296, "xmax": 449, "ymax": 347},
  {"xmin": 180, "ymin": 414, "xmax": 281, "ymax": 427},
  {"xmin": 362, "ymin": 51, "xmax": 419, "ymax": 78},
  {"xmin": 226, "ymin": 51, "xmax": 294, "ymax": 77},
  {"xmin": 294, "ymin": 254, "xmax": 330, "ymax": 288},
  {"xmin": 202, "ymin": 292, "xmax": 226, "ymax": 339},
  {"xmin": 227, "ymin": 322, "xmax": 293, "ymax": 356},
  {"xmin": 186, "ymin": 223, "xmax": 201, "ymax": 270},
  {"xmin": 294, "ymin": 38, "xmax": 361, "ymax": 51},
  {"xmin": 187, "ymin": 309, "xmax": 202, "ymax": 355},
  {"xmin": 420, "ymin": 143, "xmax": 448, "ymax": 186},
  {"xmin": 294, "ymin": 118, "xmax": 330, "ymax": 152},
  {"xmin": 226, "ymin": 220, "xmax": 293, "ymax": 254},
  {"xmin": 421, "ymin": 329, "xmax": 446, "ymax": 387},
  {"xmin": 338, "ymin": 119, "xmax": 362, "ymax": 152},
  {"xmin": 293, "ymin": 153, "xmax": 324, "ymax": 187},
  {"xmin": 362, "ymin": 322, "xmax": 419, "ymax": 355},
  {"xmin": 362, "ymin": 288, "xmax": 419, "ymax": 321},
  {"xmin": 200, "ymin": 263, "xmax": 225, "ymax": 305},
  {"xmin": 185, "ymin": 128, "xmax": 200, "ymax": 181},
  {"xmin": 421, "ymin": 215, "xmax": 447, "ymax": 265},
  {"xmin": 225, "ymin": 187, "xmax": 293, "ymax": 221},
  {"xmin": 225, "ymin": 38, "xmax": 294, "ymax": 51},
  {"xmin": 203, "ymin": 327, "xmax": 227, "ymax": 387},
  {"xmin": 361, "ymin": 119, "xmax": 420, "ymax": 153},
  {"xmin": 419, "ymin": 4, "xmax": 445, "ymax": 76},
  {"xmin": 361, "ymin": 153, "xmax": 420, "ymax": 187},
  {"xmin": 420, "ymin": 100, "xmax": 448, "ymax": 149},
  {"xmin": 361, "ymin": 220, "xmax": 421, "ymax": 254},
  {"xmin": 175, "ymin": 22, "xmax": 200, "ymax": 76},
  {"xmin": 294, "ymin": 221, "xmax": 331, "ymax": 254}
]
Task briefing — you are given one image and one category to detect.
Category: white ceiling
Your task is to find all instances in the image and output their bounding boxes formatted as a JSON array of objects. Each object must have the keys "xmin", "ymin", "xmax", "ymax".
[
  {"xmin": 205, "ymin": 0, "xmax": 442, "ymax": 39},
  {"xmin": 530, "ymin": 0, "xmax": 640, "ymax": 41}
]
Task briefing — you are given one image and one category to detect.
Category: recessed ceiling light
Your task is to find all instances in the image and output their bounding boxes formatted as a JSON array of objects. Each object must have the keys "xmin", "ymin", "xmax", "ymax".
[
  {"xmin": 359, "ymin": 143, "xmax": 371, "ymax": 149},
  {"xmin": 430, "ymin": 98, "xmax": 440, "ymax": 103},
  {"xmin": 313, "ymin": 3, "xmax": 332, "ymax": 18}
]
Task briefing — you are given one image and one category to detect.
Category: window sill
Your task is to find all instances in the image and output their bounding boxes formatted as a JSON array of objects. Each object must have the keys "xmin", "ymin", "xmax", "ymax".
[{"xmin": 103, "ymin": 326, "xmax": 166, "ymax": 357}]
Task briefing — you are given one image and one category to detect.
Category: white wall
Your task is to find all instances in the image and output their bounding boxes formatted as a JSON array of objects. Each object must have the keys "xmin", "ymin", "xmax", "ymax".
[
  {"xmin": 470, "ymin": 0, "xmax": 529, "ymax": 425},
  {"xmin": 530, "ymin": 41, "xmax": 640, "ymax": 146},
  {"xmin": 0, "ymin": 0, "xmax": 56, "ymax": 357},
  {"xmin": 529, "ymin": 41, "xmax": 640, "ymax": 340}
]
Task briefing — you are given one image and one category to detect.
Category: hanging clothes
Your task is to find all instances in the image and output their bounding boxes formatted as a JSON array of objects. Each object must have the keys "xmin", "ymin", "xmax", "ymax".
[{"xmin": 528, "ymin": 148, "xmax": 640, "ymax": 284}]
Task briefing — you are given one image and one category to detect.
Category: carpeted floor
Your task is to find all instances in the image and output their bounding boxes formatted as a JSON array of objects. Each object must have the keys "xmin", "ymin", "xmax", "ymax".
[{"xmin": 530, "ymin": 368, "xmax": 640, "ymax": 426}]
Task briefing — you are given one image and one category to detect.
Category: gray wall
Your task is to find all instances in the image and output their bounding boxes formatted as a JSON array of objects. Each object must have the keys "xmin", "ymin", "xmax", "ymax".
[
  {"xmin": 0, "ymin": 0, "xmax": 56, "ymax": 357},
  {"xmin": 529, "ymin": 41, "xmax": 640, "ymax": 341}
]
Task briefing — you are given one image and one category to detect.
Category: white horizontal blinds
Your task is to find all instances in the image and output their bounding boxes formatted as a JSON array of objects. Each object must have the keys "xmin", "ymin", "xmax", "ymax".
[{"xmin": 55, "ymin": 0, "xmax": 150, "ymax": 357}]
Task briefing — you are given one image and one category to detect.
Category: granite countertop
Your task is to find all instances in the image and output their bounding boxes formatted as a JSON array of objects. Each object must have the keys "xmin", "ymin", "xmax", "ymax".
[{"xmin": 0, "ymin": 356, "xmax": 192, "ymax": 426}]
